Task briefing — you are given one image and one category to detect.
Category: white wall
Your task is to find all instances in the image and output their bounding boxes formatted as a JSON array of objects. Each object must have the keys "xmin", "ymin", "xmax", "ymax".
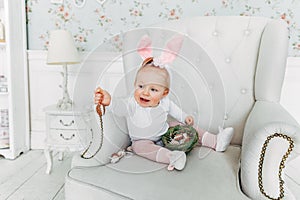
[
  {"xmin": 27, "ymin": 50, "xmax": 300, "ymax": 149},
  {"xmin": 281, "ymin": 57, "xmax": 300, "ymax": 124}
]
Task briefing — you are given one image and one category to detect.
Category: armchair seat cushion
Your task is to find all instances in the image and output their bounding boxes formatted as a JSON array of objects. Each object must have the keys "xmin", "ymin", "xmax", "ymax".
[{"xmin": 65, "ymin": 146, "xmax": 249, "ymax": 200}]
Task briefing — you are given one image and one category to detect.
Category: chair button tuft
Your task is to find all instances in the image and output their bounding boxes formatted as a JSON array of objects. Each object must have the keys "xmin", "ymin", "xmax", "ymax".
[
  {"xmin": 212, "ymin": 31, "xmax": 219, "ymax": 36},
  {"xmin": 244, "ymin": 29, "xmax": 251, "ymax": 36},
  {"xmin": 225, "ymin": 58, "xmax": 231, "ymax": 63},
  {"xmin": 224, "ymin": 114, "xmax": 228, "ymax": 120},
  {"xmin": 241, "ymin": 88, "xmax": 247, "ymax": 94}
]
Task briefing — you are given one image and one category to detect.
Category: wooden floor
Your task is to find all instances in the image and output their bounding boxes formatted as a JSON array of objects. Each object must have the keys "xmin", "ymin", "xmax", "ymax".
[{"xmin": 0, "ymin": 150, "xmax": 73, "ymax": 200}]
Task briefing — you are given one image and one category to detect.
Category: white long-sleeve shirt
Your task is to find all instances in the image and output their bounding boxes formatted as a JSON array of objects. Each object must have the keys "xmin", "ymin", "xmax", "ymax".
[{"xmin": 110, "ymin": 96, "xmax": 188, "ymax": 141}]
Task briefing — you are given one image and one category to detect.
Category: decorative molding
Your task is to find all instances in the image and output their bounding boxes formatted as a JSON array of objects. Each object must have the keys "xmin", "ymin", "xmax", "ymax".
[
  {"xmin": 28, "ymin": 50, "xmax": 123, "ymax": 149},
  {"xmin": 27, "ymin": 50, "xmax": 121, "ymax": 61},
  {"xmin": 281, "ymin": 57, "xmax": 300, "ymax": 124},
  {"xmin": 27, "ymin": 50, "xmax": 123, "ymax": 73},
  {"xmin": 27, "ymin": 51, "xmax": 300, "ymax": 149},
  {"xmin": 287, "ymin": 57, "xmax": 300, "ymax": 67},
  {"xmin": 27, "ymin": 50, "xmax": 300, "ymax": 67}
]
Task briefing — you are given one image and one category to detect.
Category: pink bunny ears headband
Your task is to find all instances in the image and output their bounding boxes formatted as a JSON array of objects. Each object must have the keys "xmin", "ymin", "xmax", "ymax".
[
  {"xmin": 137, "ymin": 34, "xmax": 184, "ymax": 68},
  {"xmin": 134, "ymin": 34, "xmax": 184, "ymax": 89}
]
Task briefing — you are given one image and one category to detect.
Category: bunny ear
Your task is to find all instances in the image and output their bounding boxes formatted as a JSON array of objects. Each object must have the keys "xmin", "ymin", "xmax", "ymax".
[
  {"xmin": 158, "ymin": 34, "xmax": 184, "ymax": 65},
  {"xmin": 137, "ymin": 35, "xmax": 153, "ymax": 59}
]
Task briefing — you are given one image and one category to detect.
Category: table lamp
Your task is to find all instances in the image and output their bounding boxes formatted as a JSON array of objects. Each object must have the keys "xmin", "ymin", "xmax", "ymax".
[{"xmin": 47, "ymin": 29, "xmax": 80, "ymax": 110}]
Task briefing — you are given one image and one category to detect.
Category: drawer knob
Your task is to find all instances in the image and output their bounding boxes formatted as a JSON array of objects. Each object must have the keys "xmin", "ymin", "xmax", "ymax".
[
  {"xmin": 59, "ymin": 119, "xmax": 74, "ymax": 127},
  {"xmin": 60, "ymin": 133, "xmax": 75, "ymax": 140}
]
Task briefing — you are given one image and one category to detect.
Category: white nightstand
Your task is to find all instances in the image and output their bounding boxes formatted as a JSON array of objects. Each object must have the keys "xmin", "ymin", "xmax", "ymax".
[{"xmin": 44, "ymin": 105, "xmax": 92, "ymax": 174}]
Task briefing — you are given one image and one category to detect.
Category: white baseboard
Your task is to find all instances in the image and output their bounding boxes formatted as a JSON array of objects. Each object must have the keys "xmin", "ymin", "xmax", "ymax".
[{"xmin": 30, "ymin": 131, "xmax": 46, "ymax": 149}]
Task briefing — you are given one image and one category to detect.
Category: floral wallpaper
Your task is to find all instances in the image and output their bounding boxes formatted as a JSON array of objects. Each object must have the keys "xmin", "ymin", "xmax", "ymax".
[{"xmin": 26, "ymin": 0, "xmax": 300, "ymax": 56}]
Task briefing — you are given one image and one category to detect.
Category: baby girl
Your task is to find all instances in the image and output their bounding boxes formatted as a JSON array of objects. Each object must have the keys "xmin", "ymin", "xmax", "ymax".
[{"xmin": 94, "ymin": 35, "xmax": 234, "ymax": 171}]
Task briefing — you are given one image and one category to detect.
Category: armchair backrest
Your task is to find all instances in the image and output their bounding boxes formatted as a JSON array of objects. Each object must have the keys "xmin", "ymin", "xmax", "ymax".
[{"xmin": 121, "ymin": 16, "xmax": 289, "ymax": 145}]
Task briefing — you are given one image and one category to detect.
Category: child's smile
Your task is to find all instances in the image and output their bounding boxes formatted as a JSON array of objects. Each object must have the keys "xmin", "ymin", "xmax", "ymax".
[
  {"xmin": 134, "ymin": 83, "xmax": 169, "ymax": 107},
  {"xmin": 139, "ymin": 97, "xmax": 150, "ymax": 103}
]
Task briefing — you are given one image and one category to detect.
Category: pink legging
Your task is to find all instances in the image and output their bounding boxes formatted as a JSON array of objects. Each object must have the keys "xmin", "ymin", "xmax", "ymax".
[{"xmin": 131, "ymin": 123, "xmax": 217, "ymax": 164}]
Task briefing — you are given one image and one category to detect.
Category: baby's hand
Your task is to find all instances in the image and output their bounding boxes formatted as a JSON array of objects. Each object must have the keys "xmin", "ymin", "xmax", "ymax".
[
  {"xmin": 185, "ymin": 116, "xmax": 194, "ymax": 126},
  {"xmin": 94, "ymin": 87, "xmax": 111, "ymax": 106}
]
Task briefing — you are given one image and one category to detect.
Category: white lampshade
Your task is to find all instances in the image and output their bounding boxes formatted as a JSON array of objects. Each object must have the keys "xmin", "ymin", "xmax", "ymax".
[
  {"xmin": 47, "ymin": 29, "xmax": 80, "ymax": 65},
  {"xmin": 46, "ymin": 29, "xmax": 80, "ymax": 110}
]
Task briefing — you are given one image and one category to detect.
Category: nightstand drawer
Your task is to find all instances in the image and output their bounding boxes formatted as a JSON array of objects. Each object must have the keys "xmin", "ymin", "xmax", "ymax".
[
  {"xmin": 49, "ymin": 115, "xmax": 87, "ymax": 130},
  {"xmin": 47, "ymin": 129, "xmax": 85, "ymax": 145},
  {"xmin": 44, "ymin": 105, "xmax": 92, "ymax": 174}
]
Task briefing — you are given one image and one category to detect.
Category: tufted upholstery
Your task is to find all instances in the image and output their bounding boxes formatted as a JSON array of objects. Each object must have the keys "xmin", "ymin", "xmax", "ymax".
[
  {"xmin": 122, "ymin": 16, "xmax": 276, "ymax": 145},
  {"xmin": 66, "ymin": 16, "xmax": 300, "ymax": 200}
]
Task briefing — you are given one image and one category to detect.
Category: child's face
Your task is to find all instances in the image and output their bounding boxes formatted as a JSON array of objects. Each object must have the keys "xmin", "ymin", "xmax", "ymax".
[{"xmin": 134, "ymin": 83, "xmax": 169, "ymax": 107}]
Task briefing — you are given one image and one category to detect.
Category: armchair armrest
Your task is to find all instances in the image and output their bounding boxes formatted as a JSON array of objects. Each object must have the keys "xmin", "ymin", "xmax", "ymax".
[
  {"xmin": 241, "ymin": 101, "xmax": 300, "ymax": 200},
  {"xmin": 72, "ymin": 110, "xmax": 130, "ymax": 168}
]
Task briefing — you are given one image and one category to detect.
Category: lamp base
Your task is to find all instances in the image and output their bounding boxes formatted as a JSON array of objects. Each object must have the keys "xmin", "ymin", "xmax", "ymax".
[
  {"xmin": 56, "ymin": 63, "xmax": 73, "ymax": 110},
  {"xmin": 57, "ymin": 98, "xmax": 73, "ymax": 110}
]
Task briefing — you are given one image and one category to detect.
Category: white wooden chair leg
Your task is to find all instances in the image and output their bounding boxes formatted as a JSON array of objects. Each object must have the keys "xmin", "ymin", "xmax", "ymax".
[
  {"xmin": 58, "ymin": 151, "xmax": 64, "ymax": 161},
  {"xmin": 44, "ymin": 149, "xmax": 53, "ymax": 174}
]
